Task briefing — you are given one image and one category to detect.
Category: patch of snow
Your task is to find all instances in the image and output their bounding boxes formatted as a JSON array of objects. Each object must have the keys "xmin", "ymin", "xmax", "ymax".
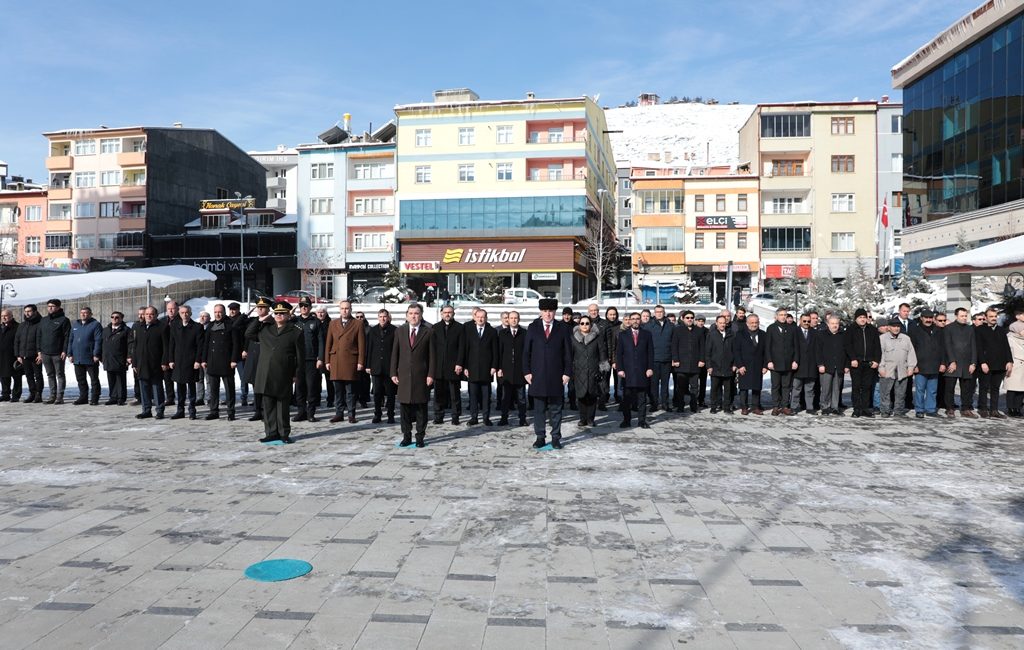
[
  {"xmin": 6, "ymin": 265, "xmax": 216, "ymax": 306},
  {"xmin": 0, "ymin": 465, "xmax": 122, "ymax": 485},
  {"xmin": 605, "ymin": 103, "xmax": 755, "ymax": 167}
]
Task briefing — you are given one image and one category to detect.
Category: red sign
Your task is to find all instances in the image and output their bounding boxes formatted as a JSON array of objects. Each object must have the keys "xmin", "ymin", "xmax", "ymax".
[
  {"xmin": 765, "ymin": 264, "xmax": 812, "ymax": 279},
  {"xmin": 400, "ymin": 239, "xmax": 578, "ymax": 273},
  {"xmin": 400, "ymin": 261, "xmax": 441, "ymax": 272}
]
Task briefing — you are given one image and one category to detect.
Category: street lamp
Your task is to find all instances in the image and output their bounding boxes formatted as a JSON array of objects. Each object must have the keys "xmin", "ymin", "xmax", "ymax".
[
  {"xmin": 596, "ymin": 188, "xmax": 609, "ymax": 301},
  {"xmin": 234, "ymin": 192, "xmax": 253, "ymax": 304}
]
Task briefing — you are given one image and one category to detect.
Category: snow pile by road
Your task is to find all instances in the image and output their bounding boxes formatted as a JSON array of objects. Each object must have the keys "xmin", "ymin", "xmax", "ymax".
[{"xmin": 6, "ymin": 265, "xmax": 215, "ymax": 305}]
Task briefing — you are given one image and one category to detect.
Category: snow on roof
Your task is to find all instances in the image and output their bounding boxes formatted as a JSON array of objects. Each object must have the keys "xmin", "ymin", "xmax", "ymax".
[
  {"xmin": 604, "ymin": 103, "xmax": 755, "ymax": 168},
  {"xmin": 5, "ymin": 265, "xmax": 216, "ymax": 305},
  {"xmin": 394, "ymin": 96, "xmax": 589, "ymax": 110},
  {"xmin": 921, "ymin": 234, "xmax": 1024, "ymax": 275}
]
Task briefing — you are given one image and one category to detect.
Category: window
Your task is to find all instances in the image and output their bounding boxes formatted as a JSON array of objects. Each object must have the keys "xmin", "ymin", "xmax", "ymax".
[
  {"xmin": 831, "ymin": 155, "xmax": 855, "ymax": 173},
  {"xmin": 546, "ymin": 164, "xmax": 563, "ymax": 181},
  {"xmin": 716, "ymin": 232, "xmax": 726, "ymax": 249},
  {"xmin": 353, "ymin": 197, "xmax": 391, "ymax": 214},
  {"xmin": 621, "ymin": 179, "xmax": 631, "ymax": 190},
  {"xmin": 75, "ymin": 235, "xmax": 95, "ymax": 249},
  {"xmin": 622, "ymin": 217, "xmax": 631, "ymax": 229},
  {"xmin": 75, "ymin": 203, "xmax": 96, "ymax": 218},
  {"xmin": 216, "ymin": 187, "xmax": 228, "ymax": 199},
  {"xmin": 547, "ymin": 127, "xmax": 563, "ymax": 143},
  {"xmin": 415, "ymin": 165, "xmax": 431, "ymax": 184},
  {"xmin": 644, "ymin": 170, "xmax": 656, "ymax": 176},
  {"xmin": 831, "ymin": 193, "xmax": 855, "ymax": 212},
  {"xmin": 831, "ymin": 232, "xmax": 855, "ymax": 251},
  {"xmin": 737, "ymin": 232, "xmax": 748, "ymax": 249},
  {"xmin": 115, "ymin": 232, "xmax": 144, "ymax": 249},
  {"xmin": 310, "ymin": 198, "xmax": 333, "ymax": 214},
  {"xmin": 311, "ymin": 162, "xmax": 334, "ymax": 179},
  {"xmin": 74, "ymin": 171, "xmax": 96, "ymax": 188},
  {"xmin": 353, "ymin": 232, "xmax": 389, "ymax": 250},
  {"xmin": 891, "ymin": 153, "xmax": 903, "ymax": 173},
  {"xmin": 98, "ymin": 234, "xmax": 116, "ymax": 249},
  {"xmin": 458, "ymin": 127, "xmax": 475, "ymax": 146},
  {"xmin": 49, "ymin": 204, "xmax": 71, "ymax": 220},
  {"xmin": 353, "ymin": 162, "xmax": 389, "ymax": 179},
  {"xmin": 99, "ymin": 138, "xmax": 121, "ymax": 154},
  {"xmin": 831, "ymin": 116, "xmax": 855, "ymax": 135},
  {"xmin": 635, "ymin": 227, "xmax": 684, "ymax": 251},
  {"xmin": 772, "ymin": 198, "xmax": 803, "ymax": 214},
  {"xmin": 496, "ymin": 163, "xmax": 513, "ymax": 181},
  {"xmin": 74, "ymin": 140, "xmax": 96, "ymax": 155},
  {"xmin": 760, "ymin": 114, "xmax": 811, "ymax": 137},
  {"xmin": 496, "ymin": 125, "xmax": 513, "ymax": 144},
  {"xmin": 123, "ymin": 171, "xmax": 146, "ymax": 186},
  {"xmin": 694, "ymin": 233, "xmax": 704, "ymax": 249},
  {"xmin": 100, "ymin": 170, "xmax": 121, "ymax": 186},
  {"xmin": 716, "ymin": 194, "xmax": 726, "ymax": 211},
  {"xmin": 771, "ymin": 159, "xmax": 804, "ymax": 176},
  {"xmin": 891, "ymin": 114, "xmax": 902, "ymax": 134},
  {"xmin": 310, "ymin": 233, "xmax": 334, "ymax": 249},
  {"xmin": 415, "ymin": 129, "xmax": 431, "ymax": 147},
  {"xmin": 25, "ymin": 237, "xmax": 40, "ymax": 254},
  {"xmin": 694, "ymin": 195, "xmax": 705, "ymax": 211},
  {"xmin": 761, "ymin": 227, "xmax": 811, "ymax": 251},
  {"xmin": 635, "ymin": 190, "xmax": 683, "ymax": 214},
  {"xmin": 622, "ymin": 198, "xmax": 631, "ymax": 209},
  {"xmin": 458, "ymin": 164, "xmax": 475, "ymax": 182},
  {"xmin": 45, "ymin": 233, "xmax": 72, "ymax": 250},
  {"xmin": 99, "ymin": 202, "xmax": 120, "ymax": 218},
  {"xmin": 621, "ymin": 236, "xmax": 632, "ymax": 250},
  {"xmin": 25, "ymin": 206, "xmax": 42, "ymax": 222},
  {"xmin": 892, "ymin": 191, "xmax": 903, "ymax": 208},
  {"xmin": 319, "ymin": 275, "xmax": 335, "ymax": 301},
  {"xmin": 737, "ymin": 194, "xmax": 748, "ymax": 211}
]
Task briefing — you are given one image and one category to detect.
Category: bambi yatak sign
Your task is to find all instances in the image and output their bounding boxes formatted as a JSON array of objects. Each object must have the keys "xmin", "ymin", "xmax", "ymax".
[{"xmin": 400, "ymin": 240, "xmax": 577, "ymax": 273}]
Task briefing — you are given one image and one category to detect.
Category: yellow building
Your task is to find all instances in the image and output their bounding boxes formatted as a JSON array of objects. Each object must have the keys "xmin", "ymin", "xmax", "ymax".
[
  {"xmin": 738, "ymin": 102, "xmax": 880, "ymax": 284},
  {"xmin": 393, "ymin": 89, "xmax": 616, "ymax": 301},
  {"xmin": 630, "ymin": 165, "xmax": 759, "ymax": 303}
]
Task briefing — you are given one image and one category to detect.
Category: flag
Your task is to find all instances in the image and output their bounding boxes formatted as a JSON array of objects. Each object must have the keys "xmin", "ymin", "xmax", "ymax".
[{"xmin": 880, "ymin": 199, "xmax": 889, "ymax": 228}]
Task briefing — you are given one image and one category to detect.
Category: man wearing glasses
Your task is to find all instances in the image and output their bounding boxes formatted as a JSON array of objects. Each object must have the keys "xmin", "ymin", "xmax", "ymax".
[
  {"xmin": 671, "ymin": 311, "xmax": 705, "ymax": 413},
  {"xmin": 934, "ymin": 312, "xmax": 948, "ymax": 410},
  {"xmin": 101, "ymin": 312, "xmax": 130, "ymax": 405}
]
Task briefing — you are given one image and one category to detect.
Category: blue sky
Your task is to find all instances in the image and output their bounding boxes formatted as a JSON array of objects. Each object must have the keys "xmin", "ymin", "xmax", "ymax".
[{"xmin": 2, "ymin": 0, "xmax": 971, "ymax": 182}]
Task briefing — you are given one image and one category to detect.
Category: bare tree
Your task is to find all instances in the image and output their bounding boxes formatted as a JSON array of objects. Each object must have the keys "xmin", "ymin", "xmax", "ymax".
[
  {"xmin": 580, "ymin": 213, "xmax": 618, "ymax": 296},
  {"xmin": 298, "ymin": 248, "xmax": 341, "ymax": 300}
]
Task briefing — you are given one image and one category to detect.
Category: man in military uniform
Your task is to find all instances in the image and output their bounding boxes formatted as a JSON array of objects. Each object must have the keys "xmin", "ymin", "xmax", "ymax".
[
  {"xmin": 243, "ymin": 297, "xmax": 272, "ymax": 420},
  {"xmin": 292, "ymin": 298, "xmax": 325, "ymax": 422},
  {"xmin": 246, "ymin": 301, "xmax": 304, "ymax": 443}
]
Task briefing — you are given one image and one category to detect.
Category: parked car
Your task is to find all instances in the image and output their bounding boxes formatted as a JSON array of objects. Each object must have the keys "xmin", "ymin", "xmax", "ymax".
[
  {"xmin": 275, "ymin": 290, "xmax": 329, "ymax": 305},
  {"xmin": 584, "ymin": 290, "xmax": 640, "ymax": 306},
  {"xmin": 751, "ymin": 292, "xmax": 776, "ymax": 303},
  {"xmin": 353, "ymin": 286, "xmax": 417, "ymax": 303},
  {"xmin": 503, "ymin": 288, "xmax": 544, "ymax": 305},
  {"xmin": 447, "ymin": 293, "xmax": 476, "ymax": 306}
]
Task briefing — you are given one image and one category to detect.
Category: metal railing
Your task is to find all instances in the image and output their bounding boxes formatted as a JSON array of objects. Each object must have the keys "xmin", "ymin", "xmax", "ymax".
[
  {"xmin": 527, "ymin": 133, "xmax": 587, "ymax": 144},
  {"xmin": 527, "ymin": 169, "xmax": 587, "ymax": 181}
]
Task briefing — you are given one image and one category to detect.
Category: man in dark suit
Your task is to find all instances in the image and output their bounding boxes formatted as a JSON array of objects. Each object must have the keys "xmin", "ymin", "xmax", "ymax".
[
  {"xmin": 390, "ymin": 303, "xmax": 435, "ymax": 447},
  {"xmin": 733, "ymin": 313, "xmax": 767, "ymax": 414},
  {"xmin": 167, "ymin": 304, "xmax": 204, "ymax": 420},
  {"xmin": 671, "ymin": 310, "xmax": 705, "ymax": 413},
  {"xmin": 431, "ymin": 305, "xmax": 464, "ymax": 425},
  {"xmin": 201, "ymin": 303, "xmax": 241, "ymax": 420},
  {"xmin": 497, "ymin": 310, "xmax": 528, "ymax": 426},
  {"xmin": 129, "ymin": 307, "xmax": 166, "ymax": 419},
  {"xmin": 365, "ymin": 308, "xmax": 397, "ymax": 424},
  {"xmin": 523, "ymin": 298, "xmax": 573, "ymax": 449},
  {"xmin": 765, "ymin": 307, "xmax": 798, "ymax": 415},
  {"xmin": 616, "ymin": 312, "xmax": 655, "ymax": 428},
  {"xmin": 463, "ymin": 308, "xmax": 499, "ymax": 426},
  {"xmin": 791, "ymin": 313, "xmax": 820, "ymax": 414}
]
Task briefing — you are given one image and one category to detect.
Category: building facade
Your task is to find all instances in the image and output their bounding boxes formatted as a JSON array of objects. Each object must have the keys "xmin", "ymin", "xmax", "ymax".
[
  {"xmin": 249, "ymin": 145, "xmax": 298, "ymax": 215},
  {"xmin": 614, "ymin": 163, "xmax": 634, "ymax": 289},
  {"xmin": 295, "ymin": 132, "xmax": 396, "ymax": 302},
  {"xmin": 630, "ymin": 165, "xmax": 759, "ymax": 302},
  {"xmin": 738, "ymin": 102, "xmax": 881, "ymax": 283},
  {"xmin": 876, "ymin": 101, "xmax": 905, "ymax": 276},
  {"xmin": 893, "ymin": 0, "xmax": 1024, "ymax": 272},
  {"xmin": 0, "ymin": 189, "xmax": 48, "ymax": 266},
  {"xmin": 393, "ymin": 89, "xmax": 616, "ymax": 302},
  {"xmin": 42, "ymin": 126, "xmax": 266, "ymax": 269}
]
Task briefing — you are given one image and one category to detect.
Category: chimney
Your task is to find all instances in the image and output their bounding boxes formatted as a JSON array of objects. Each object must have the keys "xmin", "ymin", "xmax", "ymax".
[
  {"xmin": 343, "ymin": 113, "xmax": 351, "ymax": 131},
  {"xmin": 526, "ymin": 91, "xmax": 536, "ymax": 100},
  {"xmin": 172, "ymin": 121, "xmax": 183, "ymax": 128},
  {"xmin": 664, "ymin": 151, "xmax": 673, "ymax": 164}
]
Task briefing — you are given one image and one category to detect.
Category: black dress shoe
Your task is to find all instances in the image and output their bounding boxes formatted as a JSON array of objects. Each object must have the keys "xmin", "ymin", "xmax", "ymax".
[
  {"xmin": 259, "ymin": 434, "xmax": 281, "ymax": 443},
  {"xmin": 188, "ymin": 414, "xmax": 197, "ymax": 420},
  {"xmin": 484, "ymin": 419, "xmax": 493, "ymax": 427},
  {"xmin": 136, "ymin": 412, "xmax": 152, "ymax": 419},
  {"xmin": 519, "ymin": 419, "xmax": 527, "ymax": 427},
  {"xmin": 532, "ymin": 438, "xmax": 546, "ymax": 448},
  {"xmin": 292, "ymin": 413, "xmax": 307, "ymax": 422},
  {"xmin": 329, "ymin": 415, "xmax": 345, "ymax": 423},
  {"xmin": 451, "ymin": 417, "xmax": 460, "ymax": 425},
  {"xmin": 466, "ymin": 418, "xmax": 479, "ymax": 426},
  {"xmin": 282, "ymin": 437, "xmax": 293, "ymax": 444},
  {"xmin": 387, "ymin": 416, "xmax": 396, "ymax": 424},
  {"xmin": 227, "ymin": 414, "xmax": 236, "ymax": 421},
  {"xmin": 73, "ymin": 398, "xmax": 89, "ymax": 405},
  {"xmin": 371, "ymin": 416, "xmax": 382, "ymax": 423},
  {"xmin": 619, "ymin": 420, "xmax": 630, "ymax": 428},
  {"xmin": 205, "ymin": 412, "xmax": 219, "ymax": 420},
  {"xmin": 155, "ymin": 412, "xmax": 165, "ymax": 419},
  {"xmin": 432, "ymin": 416, "xmax": 444, "ymax": 425},
  {"xmin": 498, "ymin": 417, "xmax": 509, "ymax": 425},
  {"xmin": 551, "ymin": 439, "xmax": 563, "ymax": 449},
  {"xmin": 249, "ymin": 413, "xmax": 262, "ymax": 421},
  {"xmin": 170, "ymin": 412, "xmax": 185, "ymax": 420},
  {"xmin": 399, "ymin": 438, "xmax": 413, "ymax": 447},
  {"xmin": 104, "ymin": 400, "xmax": 117, "ymax": 406},
  {"xmin": 639, "ymin": 422, "xmax": 651, "ymax": 429},
  {"xmin": 415, "ymin": 440, "xmax": 426, "ymax": 448}
]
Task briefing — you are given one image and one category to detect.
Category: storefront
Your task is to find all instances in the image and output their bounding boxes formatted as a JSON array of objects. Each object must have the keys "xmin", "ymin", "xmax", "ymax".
[
  {"xmin": 687, "ymin": 263, "xmax": 757, "ymax": 305},
  {"xmin": 398, "ymin": 238, "xmax": 587, "ymax": 302},
  {"xmin": 343, "ymin": 262, "xmax": 391, "ymax": 298}
]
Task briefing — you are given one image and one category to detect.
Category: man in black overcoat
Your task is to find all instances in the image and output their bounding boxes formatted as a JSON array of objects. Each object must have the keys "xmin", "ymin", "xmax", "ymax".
[
  {"xmin": 431, "ymin": 305, "xmax": 464, "ymax": 425},
  {"xmin": 201, "ymin": 303, "xmax": 242, "ymax": 420},
  {"xmin": 129, "ymin": 307, "xmax": 166, "ymax": 419},
  {"xmin": 616, "ymin": 312, "xmax": 655, "ymax": 428},
  {"xmin": 765, "ymin": 307, "xmax": 799, "ymax": 414},
  {"xmin": 365, "ymin": 308, "xmax": 397, "ymax": 423},
  {"xmin": 497, "ymin": 310, "xmax": 528, "ymax": 426},
  {"xmin": 463, "ymin": 308, "xmax": 499, "ymax": 426},
  {"xmin": 101, "ymin": 311, "xmax": 130, "ymax": 405},
  {"xmin": 291, "ymin": 298, "xmax": 325, "ymax": 422},
  {"xmin": 246, "ymin": 301, "xmax": 305, "ymax": 443},
  {"xmin": 733, "ymin": 313, "xmax": 767, "ymax": 414},
  {"xmin": 522, "ymin": 299, "xmax": 573, "ymax": 448},
  {"xmin": 168, "ymin": 304, "xmax": 204, "ymax": 420},
  {"xmin": 671, "ymin": 310, "xmax": 706, "ymax": 413}
]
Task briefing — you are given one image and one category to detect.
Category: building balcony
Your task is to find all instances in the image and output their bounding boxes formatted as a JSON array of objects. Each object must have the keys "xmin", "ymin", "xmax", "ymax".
[
  {"xmin": 120, "ymin": 182, "xmax": 146, "ymax": 199},
  {"xmin": 527, "ymin": 169, "xmax": 586, "ymax": 182},
  {"xmin": 266, "ymin": 176, "xmax": 286, "ymax": 191},
  {"xmin": 49, "ymin": 187, "xmax": 72, "ymax": 201},
  {"xmin": 760, "ymin": 174, "xmax": 812, "ymax": 191},
  {"xmin": 46, "ymin": 155, "xmax": 73, "ymax": 170},
  {"xmin": 266, "ymin": 197, "xmax": 286, "ymax": 211},
  {"xmin": 117, "ymin": 151, "xmax": 147, "ymax": 167},
  {"xmin": 527, "ymin": 132, "xmax": 587, "ymax": 144},
  {"xmin": 631, "ymin": 213, "xmax": 684, "ymax": 228},
  {"xmin": 758, "ymin": 137, "xmax": 812, "ymax": 154}
]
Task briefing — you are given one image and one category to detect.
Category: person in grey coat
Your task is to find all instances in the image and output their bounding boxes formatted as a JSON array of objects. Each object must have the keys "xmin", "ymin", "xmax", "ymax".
[
  {"xmin": 879, "ymin": 317, "xmax": 918, "ymax": 417},
  {"xmin": 572, "ymin": 316, "xmax": 609, "ymax": 427},
  {"xmin": 942, "ymin": 307, "xmax": 978, "ymax": 417}
]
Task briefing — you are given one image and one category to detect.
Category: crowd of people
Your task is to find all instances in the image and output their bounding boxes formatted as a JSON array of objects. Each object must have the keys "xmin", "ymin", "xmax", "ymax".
[{"xmin": 2, "ymin": 295, "xmax": 1023, "ymax": 449}]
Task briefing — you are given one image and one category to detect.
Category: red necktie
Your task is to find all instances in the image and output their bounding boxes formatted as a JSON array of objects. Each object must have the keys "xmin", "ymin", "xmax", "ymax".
[
  {"xmin": 633, "ymin": 330, "xmax": 638, "ymax": 345},
  {"xmin": 544, "ymin": 324, "xmax": 550, "ymax": 339},
  {"xmin": 410, "ymin": 328, "xmax": 416, "ymax": 347}
]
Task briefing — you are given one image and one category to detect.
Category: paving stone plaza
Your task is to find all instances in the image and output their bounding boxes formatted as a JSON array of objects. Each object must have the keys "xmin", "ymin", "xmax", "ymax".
[{"xmin": 0, "ymin": 401, "xmax": 1022, "ymax": 649}]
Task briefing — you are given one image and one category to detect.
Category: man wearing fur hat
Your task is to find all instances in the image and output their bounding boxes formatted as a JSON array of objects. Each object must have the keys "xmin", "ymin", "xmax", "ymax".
[{"xmin": 523, "ymin": 298, "xmax": 572, "ymax": 449}]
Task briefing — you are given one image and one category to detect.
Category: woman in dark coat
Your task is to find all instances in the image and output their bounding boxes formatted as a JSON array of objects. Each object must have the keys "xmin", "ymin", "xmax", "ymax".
[
  {"xmin": 572, "ymin": 316, "xmax": 609, "ymax": 427},
  {"xmin": 733, "ymin": 315, "xmax": 767, "ymax": 414}
]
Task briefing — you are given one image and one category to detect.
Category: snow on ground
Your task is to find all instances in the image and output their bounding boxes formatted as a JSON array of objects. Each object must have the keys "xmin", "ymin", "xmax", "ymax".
[
  {"xmin": 605, "ymin": 102, "xmax": 754, "ymax": 166},
  {"xmin": 7, "ymin": 265, "xmax": 215, "ymax": 306}
]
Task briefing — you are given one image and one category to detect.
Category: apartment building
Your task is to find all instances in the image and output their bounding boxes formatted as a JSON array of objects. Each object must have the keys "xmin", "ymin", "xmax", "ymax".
[
  {"xmin": 42, "ymin": 125, "xmax": 266, "ymax": 268},
  {"xmin": 295, "ymin": 122, "xmax": 397, "ymax": 300},
  {"xmin": 393, "ymin": 89, "xmax": 616, "ymax": 302},
  {"xmin": 630, "ymin": 165, "xmax": 759, "ymax": 302},
  {"xmin": 249, "ymin": 145, "xmax": 298, "ymax": 214},
  {"xmin": 876, "ymin": 100, "xmax": 905, "ymax": 275},
  {"xmin": 738, "ymin": 102, "xmax": 881, "ymax": 283}
]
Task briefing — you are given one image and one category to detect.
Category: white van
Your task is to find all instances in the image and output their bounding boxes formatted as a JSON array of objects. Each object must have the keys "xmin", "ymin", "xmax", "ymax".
[{"xmin": 503, "ymin": 288, "xmax": 544, "ymax": 305}]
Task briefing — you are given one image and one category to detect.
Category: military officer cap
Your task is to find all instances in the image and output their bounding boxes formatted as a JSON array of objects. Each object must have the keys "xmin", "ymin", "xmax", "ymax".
[
  {"xmin": 272, "ymin": 300, "xmax": 292, "ymax": 314},
  {"xmin": 298, "ymin": 297, "xmax": 312, "ymax": 308},
  {"xmin": 255, "ymin": 296, "xmax": 272, "ymax": 309}
]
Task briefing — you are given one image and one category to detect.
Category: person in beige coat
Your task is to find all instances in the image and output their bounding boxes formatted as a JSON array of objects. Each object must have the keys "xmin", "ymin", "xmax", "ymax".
[
  {"xmin": 879, "ymin": 317, "xmax": 918, "ymax": 417},
  {"xmin": 1005, "ymin": 320, "xmax": 1024, "ymax": 417},
  {"xmin": 325, "ymin": 300, "xmax": 366, "ymax": 423}
]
